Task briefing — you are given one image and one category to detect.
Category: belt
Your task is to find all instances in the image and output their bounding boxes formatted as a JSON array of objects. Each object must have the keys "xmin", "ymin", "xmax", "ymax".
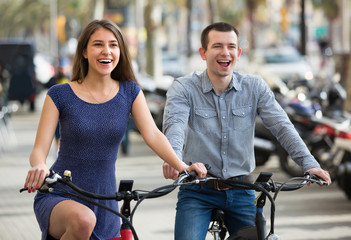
[{"xmin": 206, "ymin": 175, "xmax": 255, "ymax": 191}]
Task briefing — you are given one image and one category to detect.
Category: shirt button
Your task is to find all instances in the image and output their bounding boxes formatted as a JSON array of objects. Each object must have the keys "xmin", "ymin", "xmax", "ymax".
[
  {"xmin": 205, "ymin": 114, "xmax": 208, "ymax": 117},
  {"xmin": 224, "ymin": 169, "xmax": 227, "ymax": 172},
  {"xmin": 223, "ymin": 136, "xmax": 227, "ymax": 139},
  {"xmin": 222, "ymin": 116, "xmax": 225, "ymax": 119},
  {"xmin": 242, "ymin": 112, "xmax": 245, "ymax": 115},
  {"xmin": 223, "ymin": 152, "xmax": 226, "ymax": 155}
]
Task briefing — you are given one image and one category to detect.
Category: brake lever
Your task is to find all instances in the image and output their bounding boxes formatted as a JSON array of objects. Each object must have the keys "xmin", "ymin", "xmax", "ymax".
[
  {"xmin": 304, "ymin": 172, "xmax": 328, "ymax": 186},
  {"xmin": 19, "ymin": 170, "xmax": 62, "ymax": 193}
]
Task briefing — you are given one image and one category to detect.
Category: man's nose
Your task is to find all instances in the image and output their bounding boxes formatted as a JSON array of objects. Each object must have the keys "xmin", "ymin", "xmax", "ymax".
[{"xmin": 221, "ymin": 47, "xmax": 229, "ymax": 55}]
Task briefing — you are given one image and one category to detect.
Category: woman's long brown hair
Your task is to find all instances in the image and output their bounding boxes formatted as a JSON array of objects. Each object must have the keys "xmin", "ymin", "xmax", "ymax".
[{"xmin": 71, "ymin": 19, "xmax": 138, "ymax": 84}]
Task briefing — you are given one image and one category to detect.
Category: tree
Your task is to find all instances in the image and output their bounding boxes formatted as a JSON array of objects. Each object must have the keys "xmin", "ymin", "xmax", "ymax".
[
  {"xmin": 245, "ymin": 0, "xmax": 265, "ymax": 50},
  {"xmin": 0, "ymin": 0, "xmax": 95, "ymax": 54}
]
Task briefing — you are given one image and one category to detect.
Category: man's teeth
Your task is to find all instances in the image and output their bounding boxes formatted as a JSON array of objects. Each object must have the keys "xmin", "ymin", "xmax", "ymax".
[{"xmin": 218, "ymin": 60, "xmax": 230, "ymax": 66}]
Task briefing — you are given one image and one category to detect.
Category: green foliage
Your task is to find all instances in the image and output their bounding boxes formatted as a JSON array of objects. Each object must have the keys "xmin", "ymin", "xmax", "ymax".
[
  {"xmin": 311, "ymin": 0, "xmax": 339, "ymax": 20},
  {"xmin": 0, "ymin": 0, "xmax": 93, "ymax": 38}
]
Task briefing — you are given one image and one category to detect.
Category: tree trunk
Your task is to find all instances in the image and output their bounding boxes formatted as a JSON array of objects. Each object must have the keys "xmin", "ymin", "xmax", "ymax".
[
  {"xmin": 344, "ymin": 54, "xmax": 351, "ymax": 112},
  {"xmin": 186, "ymin": 0, "xmax": 192, "ymax": 57},
  {"xmin": 144, "ymin": 0, "xmax": 162, "ymax": 78}
]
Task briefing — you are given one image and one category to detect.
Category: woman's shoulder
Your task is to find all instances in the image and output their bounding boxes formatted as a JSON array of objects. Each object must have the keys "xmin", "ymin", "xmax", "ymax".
[
  {"xmin": 119, "ymin": 80, "xmax": 141, "ymax": 98},
  {"xmin": 47, "ymin": 82, "xmax": 70, "ymax": 95}
]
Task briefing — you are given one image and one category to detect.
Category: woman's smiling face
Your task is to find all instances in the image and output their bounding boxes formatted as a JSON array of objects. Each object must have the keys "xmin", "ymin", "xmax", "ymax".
[{"xmin": 83, "ymin": 27, "xmax": 120, "ymax": 77}]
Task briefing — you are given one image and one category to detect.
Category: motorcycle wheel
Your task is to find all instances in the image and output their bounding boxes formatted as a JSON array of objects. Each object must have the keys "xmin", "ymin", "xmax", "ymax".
[
  {"xmin": 278, "ymin": 147, "xmax": 304, "ymax": 177},
  {"xmin": 342, "ymin": 174, "xmax": 351, "ymax": 200},
  {"xmin": 338, "ymin": 152, "xmax": 351, "ymax": 200}
]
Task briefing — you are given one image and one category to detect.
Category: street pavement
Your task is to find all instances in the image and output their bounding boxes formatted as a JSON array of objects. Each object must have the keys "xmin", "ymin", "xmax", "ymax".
[{"xmin": 1, "ymin": 91, "xmax": 351, "ymax": 240}]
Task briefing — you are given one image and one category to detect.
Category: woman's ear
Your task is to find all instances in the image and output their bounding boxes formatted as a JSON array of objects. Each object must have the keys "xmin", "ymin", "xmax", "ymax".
[{"xmin": 83, "ymin": 49, "xmax": 87, "ymax": 59}]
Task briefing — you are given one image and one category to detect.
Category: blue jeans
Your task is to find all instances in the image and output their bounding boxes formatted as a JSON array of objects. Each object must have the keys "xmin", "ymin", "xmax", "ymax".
[{"xmin": 174, "ymin": 184, "xmax": 256, "ymax": 240}]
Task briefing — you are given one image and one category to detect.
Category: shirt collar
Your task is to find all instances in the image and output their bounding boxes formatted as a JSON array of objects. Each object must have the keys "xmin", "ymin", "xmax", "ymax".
[{"xmin": 200, "ymin": 71, "xmax": 241, "ymax": 93}]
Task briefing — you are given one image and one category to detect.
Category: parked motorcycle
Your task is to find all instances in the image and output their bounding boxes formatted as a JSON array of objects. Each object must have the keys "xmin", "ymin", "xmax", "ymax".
[
  {"xmin": 334, "ymin": 121, "xmax": 351, "ymax": 200},
  {"xmin": 312, "ymin": 116, "xmax": 351, "ymax": 200},
  {"xmin": 276, "ymin": 73, "xmax": 347, "ymax": 177}
]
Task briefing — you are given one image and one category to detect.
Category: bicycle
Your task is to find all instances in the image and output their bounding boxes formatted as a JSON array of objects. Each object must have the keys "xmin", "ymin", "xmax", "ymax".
[
  {"xmin": 205, "ymin": 171, "xmax": 328, "ymax": 240},
  {"xmin": 20, "ymin": 169, "xmax": 327, "ymax": 240}
]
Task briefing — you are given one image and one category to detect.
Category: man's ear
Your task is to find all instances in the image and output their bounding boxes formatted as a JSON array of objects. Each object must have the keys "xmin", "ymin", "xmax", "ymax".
[
  {"xmin": 199, "ymin": 47, "xmax": 206, "ymax": 60},
  {"xmin": 237, "ymin": 48, "xmax": 242, "ymax": 59}
]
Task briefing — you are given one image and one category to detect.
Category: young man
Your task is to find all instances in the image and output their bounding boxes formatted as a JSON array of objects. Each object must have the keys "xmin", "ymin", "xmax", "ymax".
[{"xmin": 162, "ymin": 22, "xmax": 331, "ymax": 240}]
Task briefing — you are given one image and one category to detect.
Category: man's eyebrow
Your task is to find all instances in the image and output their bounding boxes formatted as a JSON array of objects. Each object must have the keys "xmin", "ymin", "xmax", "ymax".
[{"xmin": 211, "ymin": 42, "xmax": 237, "ymax": 46}]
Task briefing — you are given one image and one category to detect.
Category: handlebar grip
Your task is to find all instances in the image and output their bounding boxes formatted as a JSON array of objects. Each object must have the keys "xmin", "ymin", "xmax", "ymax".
[
  {"xmin": 188, "ymin": 170, "xmax": 197, "ymax": 178},
  {"xmin": 310, "ymin": 174, "xmax": 328, "ymax": 186},
  {"xmin": 304, "ymin": 172, "xmax": 328, "ymax": 186}
]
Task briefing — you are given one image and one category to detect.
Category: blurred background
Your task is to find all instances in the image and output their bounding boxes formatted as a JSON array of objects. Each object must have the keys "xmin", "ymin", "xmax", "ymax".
[
  {"xmin": 1, "ymin": 0, "xmax": 351, "ymax": 187},
  {"xmin": 1, "ymin": 1, "xmax": 351, "ymax": 239},
  {"xmin": 0, "ymin": 0, "xmax": 351, "ymax": 111},
  {"xmin": 0, "ymin": 0, "xmax": 350, "ymax": 111}
]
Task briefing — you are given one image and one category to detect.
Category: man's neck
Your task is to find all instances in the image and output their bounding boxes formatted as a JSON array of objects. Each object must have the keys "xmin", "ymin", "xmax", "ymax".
[{"xmin": 207, "ymin": 72, "xmax": 232, "ymax": 95}]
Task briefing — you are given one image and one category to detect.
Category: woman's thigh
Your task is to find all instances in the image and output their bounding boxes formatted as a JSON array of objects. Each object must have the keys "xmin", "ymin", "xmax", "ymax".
[{"xmin": 48, "ymin": 199, "xmax": 96, "ymax": 239}]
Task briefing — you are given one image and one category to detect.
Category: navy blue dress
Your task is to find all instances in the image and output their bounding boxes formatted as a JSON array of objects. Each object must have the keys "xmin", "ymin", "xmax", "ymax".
[{"xmin": 34, "ymin": 81, "xmax": 140, "ymax": 240}]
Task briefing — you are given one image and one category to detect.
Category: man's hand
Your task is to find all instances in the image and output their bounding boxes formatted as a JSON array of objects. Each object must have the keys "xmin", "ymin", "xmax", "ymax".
[
  {"xmin": 163, "ymin": 162, "xmax": 179, "ymax": 180},
  {"xmin": 307, "ymin": 167, "xmax": 331, "ymax": 186}
]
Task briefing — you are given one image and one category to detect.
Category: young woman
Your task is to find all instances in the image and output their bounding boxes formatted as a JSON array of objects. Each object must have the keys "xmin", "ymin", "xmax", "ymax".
[{"xmin": 24, "ymin": 19, "xmax": 206, "ymax": 240}]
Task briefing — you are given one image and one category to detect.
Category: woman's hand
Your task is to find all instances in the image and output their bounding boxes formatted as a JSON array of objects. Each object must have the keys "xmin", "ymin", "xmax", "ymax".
[{"xmin": 24, "ymin": 164, "xmax": 50, "ymax": 193}]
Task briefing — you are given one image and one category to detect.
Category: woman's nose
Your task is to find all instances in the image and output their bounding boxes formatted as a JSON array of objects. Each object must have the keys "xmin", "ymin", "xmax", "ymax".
[{"xmin": 102, "ymin": 45, "xmax": 111, "ymax": 55}]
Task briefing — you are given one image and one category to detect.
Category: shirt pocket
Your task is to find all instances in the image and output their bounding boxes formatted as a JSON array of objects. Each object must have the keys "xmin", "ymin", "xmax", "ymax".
[
  {"xmin": 194, "ymin": 108, "xmax": 218, "ymax": 134},
  {"xmin": 231, "ymin": 106, "xmax": 253, "ymax": 131}
]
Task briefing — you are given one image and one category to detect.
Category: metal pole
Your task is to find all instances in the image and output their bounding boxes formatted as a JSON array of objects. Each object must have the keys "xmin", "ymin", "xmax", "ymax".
[
  {"xmin": 300, "ymin": 0, "xmax": 306, "ymax": 56},
  {"xmin": 50, "ymin": 0, "xmax": 58, "ymax": 60}
]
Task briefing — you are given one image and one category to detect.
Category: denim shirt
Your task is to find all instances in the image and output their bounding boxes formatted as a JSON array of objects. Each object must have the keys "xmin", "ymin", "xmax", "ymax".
[{"xmin": 163, "ymin": 71, "xmax": 320, "ymax": 179}]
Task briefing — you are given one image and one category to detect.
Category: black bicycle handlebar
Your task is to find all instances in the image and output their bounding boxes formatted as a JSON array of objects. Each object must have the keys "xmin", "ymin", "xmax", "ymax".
[{"xmin": 20, "ymin": 169, "xmax": 327, "ymax": 240}]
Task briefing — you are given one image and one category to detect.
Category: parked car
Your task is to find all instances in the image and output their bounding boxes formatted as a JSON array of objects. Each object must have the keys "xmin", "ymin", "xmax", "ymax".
[
  {"xmin": 0, "ymin": 41, "xmax": 40, "ymax": 111},
  {"xmin": 248, "ymin": 45, "xmax": 314, "ymax": 91}
]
